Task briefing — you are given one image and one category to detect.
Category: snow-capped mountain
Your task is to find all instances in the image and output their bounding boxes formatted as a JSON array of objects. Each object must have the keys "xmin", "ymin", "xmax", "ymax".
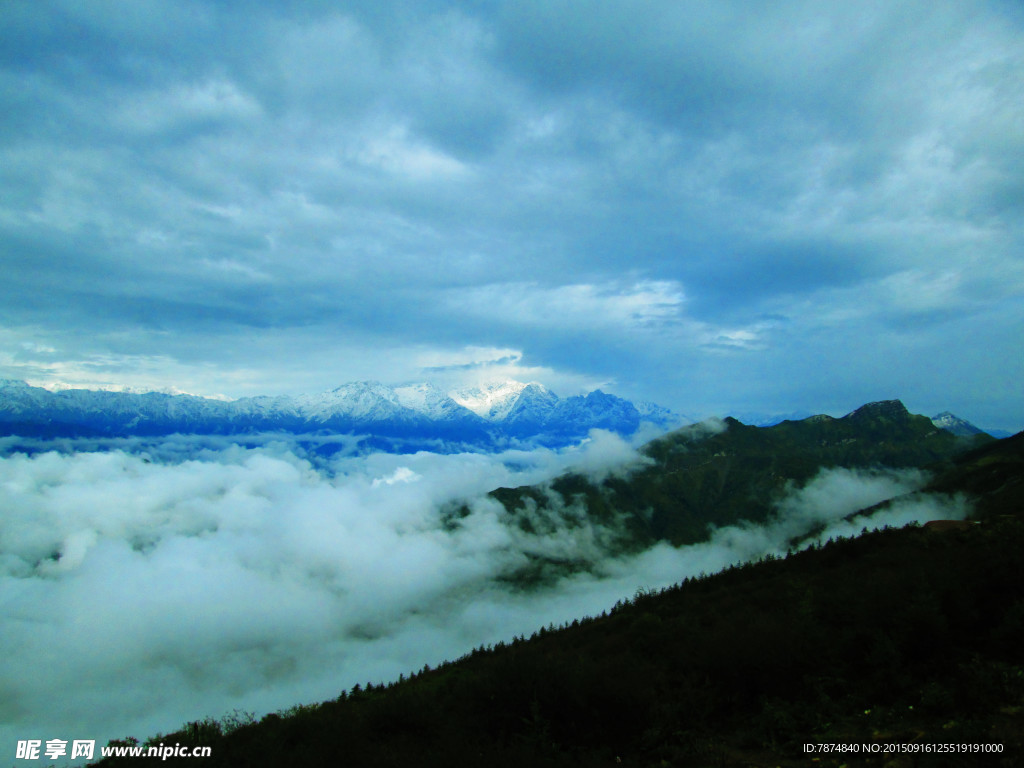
[
  {"xmin": 930, "ymin": 411, "xmax": 989, "ymax": 437},
  {"xmin": 545, "ymin": 390, "xmax": 639, "ymax": 435},
  {"xmin": 0, "ymin": 378, "xmax": 237, "ymax": 436},
  {"xmin": 0, "ymin": 378, "xmax": 682, "ymax": 448},
  {"xmin": 395, "ymin": 382, "xmax": 489, "ymax": 425},
  {"xmin": 450, "ymin": 380, "xmax": 528, "ymax": 421},
  {"xmin": 501, "ymin": 382, "xmax": 562, "ymax": 434},
  {"xmin": 634, "ymin": 400, "xmax": 691, "ymax": 430},
  {"xmin": 450, "ymin": 382, "xmax": 688, "ymax": 439},
  {"xmin": 290, "ymin": 382, "xmax": 417, "ymax": 424}
]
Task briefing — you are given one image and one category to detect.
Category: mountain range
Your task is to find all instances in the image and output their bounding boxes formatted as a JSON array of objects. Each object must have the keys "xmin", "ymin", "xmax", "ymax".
[
  {"xmin": 0, "ymin": 378, "xmax": 686, "ymax": 448},
  {"xmin": 1, "ymin": 379, "xmax": 1002, "ymax": 455}
]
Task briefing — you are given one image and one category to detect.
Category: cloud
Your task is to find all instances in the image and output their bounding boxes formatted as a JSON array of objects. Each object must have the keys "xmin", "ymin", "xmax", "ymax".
[
  {"xmin": 0, "ymin": 441, "xmax": 972, "ymax": 761},
  {"xmin": 559, "ymin": 428, "xmax": 656, "ymax": 482},
  {"xmin": 585, "ymin": 465, "xmax": 971, "ymax": 607},
  {"xmin": 353, "ymin": 125, "xmax": 470, "ymax": 180},
  {"xmin": 415, "ymin": 346, "xmax": 524, "ymax": 373},
  {"xmin": 698, "ymin": 466, "xmax": 967, "ymax": 564},
  {"xmin": 450, "ymin": 280, "xmax": 687, "ymax": 332},
  {"xmin": 116, "ymin": 79, "xmax": 263, "ymax": 136},
  {"xmin": 371, "ymin": 466, "xmax": 422, "ymax": 487}
]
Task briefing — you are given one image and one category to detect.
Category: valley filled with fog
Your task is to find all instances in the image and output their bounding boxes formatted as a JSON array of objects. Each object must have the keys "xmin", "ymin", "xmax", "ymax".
[{"xmin": 0, "ymin": 430, "xmax": 969, "ymax": 754}]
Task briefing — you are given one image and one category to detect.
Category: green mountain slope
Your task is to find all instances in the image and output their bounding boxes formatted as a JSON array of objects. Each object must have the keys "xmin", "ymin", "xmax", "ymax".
[{"xmin": 489, "ymin": 400, "xmax": 991, "ymax": 549}]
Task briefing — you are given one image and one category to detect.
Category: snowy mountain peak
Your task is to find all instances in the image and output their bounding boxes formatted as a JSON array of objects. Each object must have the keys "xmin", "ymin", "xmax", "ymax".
[
  {"xmin": 394, "ymin": 382, "xmax": 433, "ymax": 402},
  {"xmin": 931, "ymin": 411, "xmax": 986, "ymax": 437},
  {"xmin": 296, "ymin": 381, "xmax": 406, "ymax": 421},
  {"xmin": 394, "ymin": 382, "xmax": 473, "ymax": 421},
  {"xmin": 328, "ymin": 380, "xmax": 394, "ymax": 397},
  {"xmin": 449, "ymin": 380, "xmax": 530, "ymax": 421},
  {"xmin": 634, "ymin": 400, "xmax": 690, "ymax": 429}
]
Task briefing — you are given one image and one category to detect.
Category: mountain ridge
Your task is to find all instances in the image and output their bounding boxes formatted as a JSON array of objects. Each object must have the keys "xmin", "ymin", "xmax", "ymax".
[
  {"xmin": 0, "ymin": 378, "xmax": 687, "ymax": 447},
  {"xmin": 485, "ymin": 398, "xmax": 996, "ymax": 555},
  {"xmin": 1, "ymin": 379, "xmax": 999, "ymax": 450},
  {"xmin": 930, "ymin": 410, "xmax": 988, "ymax": 437}
]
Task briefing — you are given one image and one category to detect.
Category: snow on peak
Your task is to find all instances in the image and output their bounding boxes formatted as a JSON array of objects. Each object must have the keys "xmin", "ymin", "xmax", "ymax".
[
  {"xmin": 393, "ymin": 382, "xmax": 444, "ymax": 410},
  {"xmin": 393, "ymin": 382, "xmax": 468, "ymax": 420},
  {"xmin": 1, "ymin": 377, "xmax": 681, "ymax": 443},
  {"xmin": 930, "ymin": 411, "xmax": 985, "ymax": 436},
  {"xmin": 296, "ymin": 381, "xmax": 404, "ymax": 421},
  {"xmin": 449, "ymin": 380, "xmax": 530, "ymax": 421}
]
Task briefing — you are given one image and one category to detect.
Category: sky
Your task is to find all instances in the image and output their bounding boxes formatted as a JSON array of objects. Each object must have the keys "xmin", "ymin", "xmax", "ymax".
[{"xmin": 2, "ymin": 0, "xmax": 1023, "ymax": 430}]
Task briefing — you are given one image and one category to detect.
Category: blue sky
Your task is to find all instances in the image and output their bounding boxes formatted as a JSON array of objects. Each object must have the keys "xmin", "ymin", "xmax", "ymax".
[{"xmin": 2, "ymin": 0, "xmax": 1022, "ymax": 429}]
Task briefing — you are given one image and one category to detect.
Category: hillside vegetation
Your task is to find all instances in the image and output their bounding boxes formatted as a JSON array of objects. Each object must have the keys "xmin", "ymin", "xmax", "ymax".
[{"xmin": 487, "ymin": 400, "xmax": 991, "ymax": 550}]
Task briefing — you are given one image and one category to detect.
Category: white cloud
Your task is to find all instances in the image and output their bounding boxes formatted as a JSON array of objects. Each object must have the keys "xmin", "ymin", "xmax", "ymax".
[
  {"xmin": 410, "ymin": 344, "xmax": 611, "ymax": 398},
  {"xmin": 371, "ymin": 466, "xmax": 422, "ymax": 487},
  {"xmin": 450, "ymin": 280, "xmax": 686, "ymax": 332},
  {"xmin": 414, "ymin": 345, "xmax": 523, "ymax": 371},
  {"xmin": 117, "ymin": 79, "xmax": 263, "ymax": 135},
  {"xmin": 0, "ymin": 441, "xmax": 971, "ymax": 761},
  {"xmin": 558, "ymin": 428, "xmax": 655, "ymax": 482},
  {"xmin": 352, "ymin": 124, "xmax": 470, "ymax": 180}
]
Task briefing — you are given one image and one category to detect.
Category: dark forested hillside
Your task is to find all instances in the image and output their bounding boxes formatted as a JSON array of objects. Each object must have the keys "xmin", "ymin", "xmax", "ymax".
[
  {"xmin": 89, "ymin": 518, "xmax": 1024, "ymax": 767},
  {"xmin": 922, "ymin": 429, "xmax": 1024, "ymax": 520}
]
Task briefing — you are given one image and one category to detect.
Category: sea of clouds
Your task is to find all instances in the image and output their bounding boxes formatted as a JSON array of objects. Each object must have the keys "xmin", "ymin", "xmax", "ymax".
[{"xmin": 0, "ymin": 429, "xmax": 968, "ymax": 761}]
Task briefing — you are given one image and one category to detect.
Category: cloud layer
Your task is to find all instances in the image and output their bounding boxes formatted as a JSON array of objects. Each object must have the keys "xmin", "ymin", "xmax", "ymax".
[
  {"xmin": 0, "ymin": 1, "xmax": 1022, "ymax": 429},
  {"xmin": 1, "ymin": 439, "xmax": 968, "ymax": 757}
]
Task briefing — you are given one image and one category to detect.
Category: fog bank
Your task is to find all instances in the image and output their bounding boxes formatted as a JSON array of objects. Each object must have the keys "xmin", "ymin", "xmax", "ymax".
[{"xmin": 1, "ymin": 441, "xmax": 967, "ymax": 760}]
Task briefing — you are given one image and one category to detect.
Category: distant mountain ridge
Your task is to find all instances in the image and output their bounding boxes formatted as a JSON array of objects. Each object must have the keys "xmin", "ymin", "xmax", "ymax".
[
  {"xmin": 0, "ymin": 378, "xmax": 687, "ymax": 447},
  {"xmin": 731, "ymin": 403, "xmax": 999, "ymax": 437}
]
